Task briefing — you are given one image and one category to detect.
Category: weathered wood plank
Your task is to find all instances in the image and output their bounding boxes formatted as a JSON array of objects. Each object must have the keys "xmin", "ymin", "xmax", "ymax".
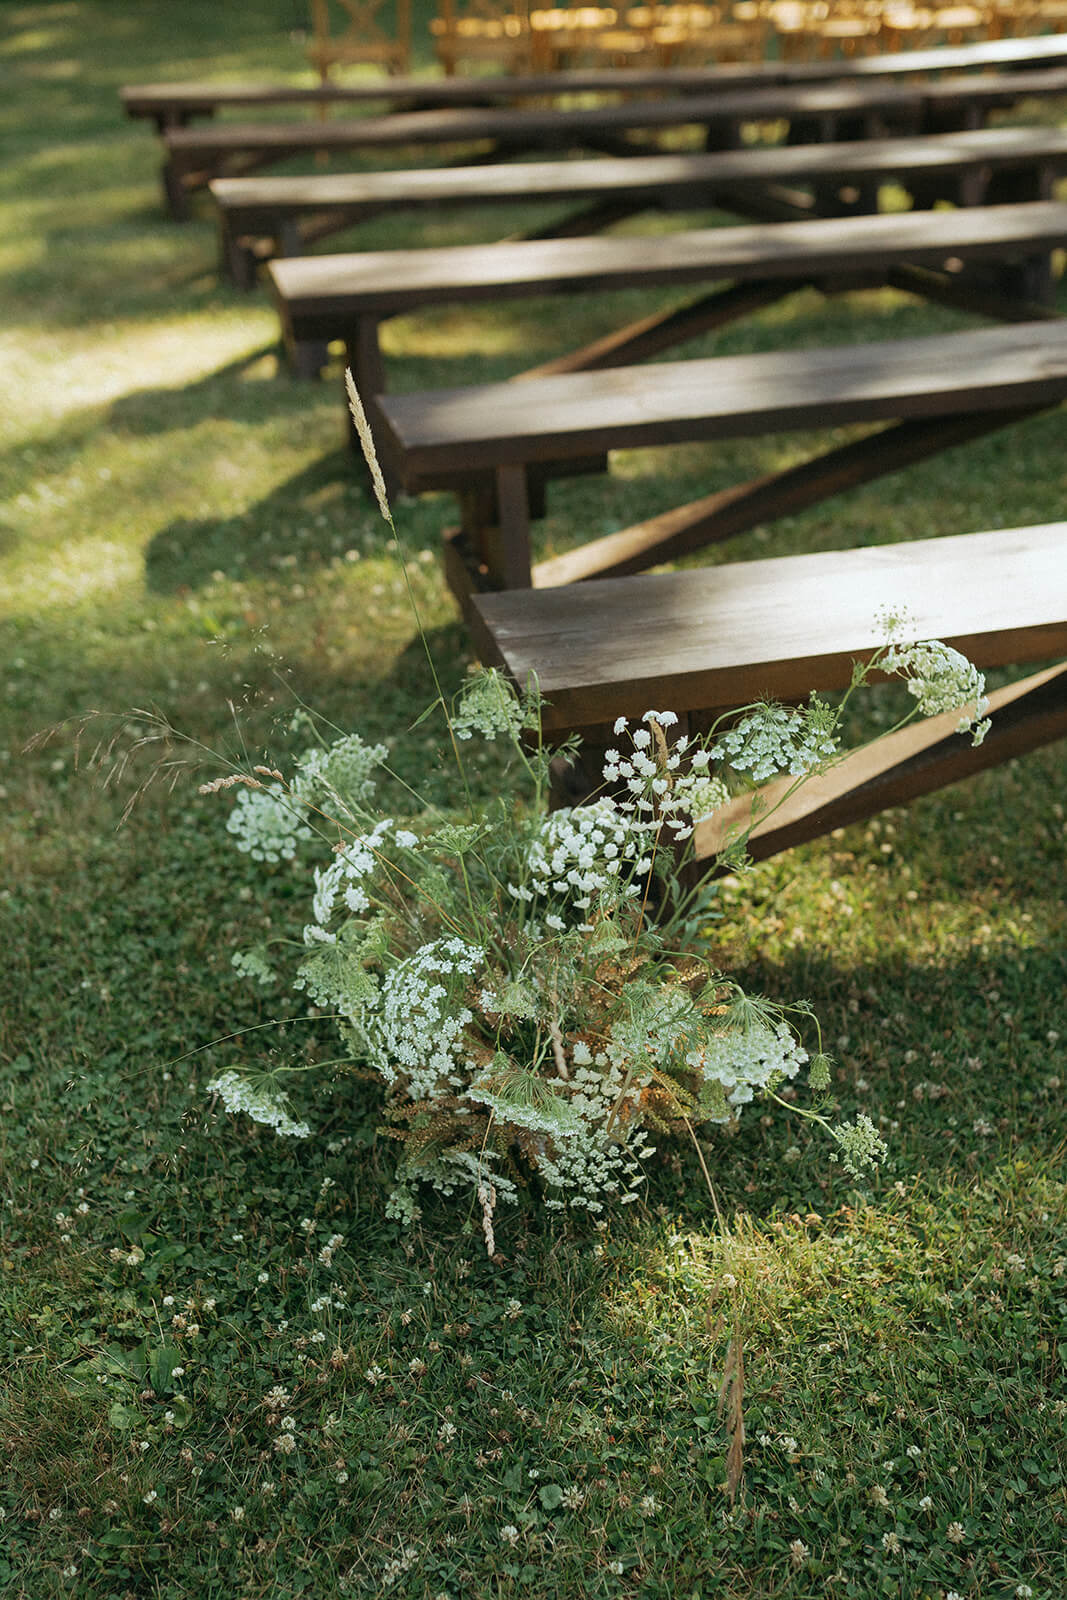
[
  {"xmin": 469, "ymin": 523, "xmax": 1067, "ymax": 731},
  {"xmin": 271, "ymin": 199, "xmax": 1067, "ymax": 329},
  {"xmin": 216, "ymin": 123, "xmax": 1067, "ymax": 222},
  {"xmin": 375, "ymin": 321, "xmax": 1067, "ymax": 483}
]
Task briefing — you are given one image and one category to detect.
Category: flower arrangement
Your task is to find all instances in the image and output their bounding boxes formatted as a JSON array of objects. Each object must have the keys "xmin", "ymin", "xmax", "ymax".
[{"xmin": 199, "ymin": 376, "xmax": 991, "ymax": 1250}]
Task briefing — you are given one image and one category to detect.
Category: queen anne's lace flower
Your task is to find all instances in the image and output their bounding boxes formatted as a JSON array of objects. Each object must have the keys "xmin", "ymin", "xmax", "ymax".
[
  {"xmin": 452, "ymin": 667, "xmax": 535, "ymax": 742},
  {"xmin": 710, "ymin": 704, "xmax": 839, "ymax": 783},
  {"xmin": 881, "ymin": 639, "xmax": 990, "ymax": 744},
  {"xmin": 366, "ymin": 938, "xmax": 484, "ymax": 1100},
  {"xmin": 207, "ymin": 1070, "xmax": 310, "ymax": 1138},
  {"xmin": 523, "ymin": 798, "xmax": 648, "ymax": 913},
  {"xmin": 687, "ymin": 1021, "xmax": 808, "ymax": 1117},
  {"xmin": 227, "ymin": 784, "xmax": 312, "ymax": 862}
]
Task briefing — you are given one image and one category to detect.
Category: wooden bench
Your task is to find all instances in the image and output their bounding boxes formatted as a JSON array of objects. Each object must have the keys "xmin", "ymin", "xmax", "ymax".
[
  {"xmin": 268, "ymin": 198, "xmax": 1067, "ymax": 380},
  {"xmin": 216, "ymin": 120, "xmax": 1067, "ymax": 287},
  {"xmin": 118, "ymin": 29, "xmax": 1067, "ymax": 130},
  {"xmin": 467, "ymin": 522, "xmax": 1067, "ymax": 854},
  {"xmin": 369, "ymin": 320, "xmax": 1067, "ymax": 605},
  {"xmin": 161, "ymin": 54, "xmax": 1067, "ymax": 221}
]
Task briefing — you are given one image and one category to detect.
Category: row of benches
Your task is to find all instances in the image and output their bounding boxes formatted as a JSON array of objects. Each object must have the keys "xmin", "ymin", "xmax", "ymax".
[
  {"xmin": 162, "ymin": 59, "xmax": 1067, "ymax": 221},
  {"xmin": 123, "ymin": 45, "xmax": 1067, "ymax": 848}
]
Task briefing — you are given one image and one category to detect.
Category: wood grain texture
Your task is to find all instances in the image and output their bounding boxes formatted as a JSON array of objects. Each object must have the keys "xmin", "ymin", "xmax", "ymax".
[
  {"xmin": 214, "ymin": 122, "xmax": 1067, "ymax": 225},
  {"xmin": 470, "ymin": 523, "xmax": 1067, "ymax": 730},
  {"xmin": 270, "ymin": 201, "xmax": 1067, "ymax": 329},
  {"xmin": 376, "ymin": 320, "xmax": 1067, "ymax": 479}
]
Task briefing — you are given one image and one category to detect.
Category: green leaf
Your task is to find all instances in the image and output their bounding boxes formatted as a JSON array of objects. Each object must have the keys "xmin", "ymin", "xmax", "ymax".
[
  {"xmin": 148, "ymin": 1344, "xmax": 182, "ymax": 1393},
  {"xmin": 538, "ymin": 1484, "xmax": 563, "ymax": 1511},
  {"xmin": 107, "ymin": 1400, "xmax": 142, "ymax": 1432}
]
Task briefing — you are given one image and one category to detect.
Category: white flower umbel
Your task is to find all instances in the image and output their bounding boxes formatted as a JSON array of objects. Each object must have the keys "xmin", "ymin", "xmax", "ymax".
[
  {"xmin": 604, "ymin": 715, "xmax": 731, "ymax": 840},
  {"xmin": 524, "ymin": 797, "xmax": 649, "ymax": 914},
  {"xmin": 297, "ymin": 732, "xmax": 388, "ymax": 820},
  {"xmin": 710, "ymin": 703, "xmax": 839, "ymax": 783},
  {"xmin": 227, "ymin": 783, "xmax": 312, "ymax": 863},
  {"xmin": 687, "ymin": 1020, "xmax": 808, "ymax": 1119},
  {"xmin": 452, "ymin": 667, "xmax": 536, "ymax": 743},
  {"xmin": 207, "ymin": 1070, "xmax": 310, "ymax": 1138},
  {"xmin": 880, "ymin": 638, "xmax": 990, "ymax": 745},
  {"xmin": 366, "ymin": 937, "xmax": 485, "ymax": 1100}
]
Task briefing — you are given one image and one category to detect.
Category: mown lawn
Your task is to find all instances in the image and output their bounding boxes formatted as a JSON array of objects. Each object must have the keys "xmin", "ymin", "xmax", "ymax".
[{"xmin": 1, "ymin": 4, "xmax": 1066, "ymax": 1597}]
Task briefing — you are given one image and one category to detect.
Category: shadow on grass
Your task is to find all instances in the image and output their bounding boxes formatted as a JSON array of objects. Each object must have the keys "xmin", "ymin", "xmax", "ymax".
[{"xmin": 143, "ymin": 445, "xmax": 383, "ymax": 593}]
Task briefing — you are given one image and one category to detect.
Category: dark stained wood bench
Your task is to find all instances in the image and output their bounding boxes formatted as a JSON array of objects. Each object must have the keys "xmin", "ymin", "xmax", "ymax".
[
  {"xmin": 214, "ymin": 120, "xmax": 1067, "ymax": 287},
  {"xmin": 369, "ymin": 320, "xmax": 1067, "ymax": 606},
  {"xmin": 268, "ymin": 199, "xmax": 1067, "ymax": 381},
  {"xmin": 119, "ymin": 30, "xmax": 1067, "ymax": 130},
  {"xmin": 467, "ymin": 522, "xmax": 1067, "ymax": 855}
]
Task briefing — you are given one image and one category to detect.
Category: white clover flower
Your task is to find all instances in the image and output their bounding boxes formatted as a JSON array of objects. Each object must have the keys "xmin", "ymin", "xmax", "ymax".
[{"xmin": 500, "ymin": 1525, "xmax": 520, "ymax": 1547}]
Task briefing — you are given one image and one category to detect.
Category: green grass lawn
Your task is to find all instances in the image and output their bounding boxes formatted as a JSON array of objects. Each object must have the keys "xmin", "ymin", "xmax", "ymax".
[{"xmin": 2, "ymin": 4, "xmax": 1066, "ymax": 1597}]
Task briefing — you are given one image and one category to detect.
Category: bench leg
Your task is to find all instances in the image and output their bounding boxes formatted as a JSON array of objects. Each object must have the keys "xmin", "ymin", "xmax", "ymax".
[
  {"xmin": 290, "ymin": 340, "xmax": 330, "ymax": 380},
  {"xmin": 487, "ymin": 465, "xmax": 533, "ymax": 590},
  {"xmin": 217, "ymin": 215, "xmax": 258, "ymax": 290},
  {"xmin": 161, "ymin": 158, "xmax": 190, "ymax": 222},
  {"xmin": 450, "ymin": 466, "xmax": 533, "ymax": 597}
]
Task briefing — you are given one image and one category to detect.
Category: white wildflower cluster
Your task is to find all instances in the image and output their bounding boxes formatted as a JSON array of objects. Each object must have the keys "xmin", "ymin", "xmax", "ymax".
[
  {"xmin": 452, "ymin": 667, "xmax": 534, "ymax": 743},
  {"xmin": 604, "ymin": 712, "xmax": 730, "ymax": 841},
  {"xmin": 532, "ymin": 1050, "xmax": 657, "ymax": 1212},
  {"xmin": 227, "ymin": 783, "xmax": 312, "ymax": 863},
  {"xmin": 231, "ymin": 947, "xmax": 277, "ymax": 988},
  {"xmin": 226, "ymin": 732, "xmax": 388, "ymax": 863},
  {"xmin": 881, "ymin": 638, "xmax": 990, "ymax": 745},
  {"xmin": 207, "ymin": 1070, "xmax": 310, "ymax": 1139},
  {"xmin": 305, "ymin": 817, "xmax": 404, "ymax": 940},
  {"xmin": 710, "ymin": 702, "xmax": 839, "ymax": 783},
  {"xmin": 687, "ymin": 1019, "xmax": 808, "ymax": 1120},
  {"xmin": 297, "ymin": 732, "xmax": 388, "ymax": 819},
  {"xmin": 365, "ymin": 939, "xmax": 484, "ymax": 1100},
  {"xmin": 523, "ymin": 796, "xmax": 647, "ymax": 915},
  {"xmin": 830, "ymin": 1112, "xmax": 889, "ymax": 1178},
  {"xmin": 208, "ymin": 660, "xmax": 946, "ymax": 1237}
]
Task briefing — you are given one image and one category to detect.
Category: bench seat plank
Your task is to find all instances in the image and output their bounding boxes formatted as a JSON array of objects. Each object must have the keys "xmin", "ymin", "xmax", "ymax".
[
  {"xmin": 270, "ymin": 198, "xmax": 1067, "ymax": 331},
  {"xmin": 118, "ymin": 32, "xmax": 1067, "ymax": 124},
  {"xmin": 469, "ymin": 523, "xmax": 1067, "ymax": 731},
  {"xmin": 171, "ymin": 66, "xmax": 1067, "ymax": 220},
  {"xmin": 217, "ymin": 123, "xmax": 1067, "ymax": 221},
  {"xmin": 182, "ymin": 68, "xmax": 1067, "ymax": 164},
  {"xmin": 376, "ymin": 320, "xmax": 1067, "ymax": 482}
]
